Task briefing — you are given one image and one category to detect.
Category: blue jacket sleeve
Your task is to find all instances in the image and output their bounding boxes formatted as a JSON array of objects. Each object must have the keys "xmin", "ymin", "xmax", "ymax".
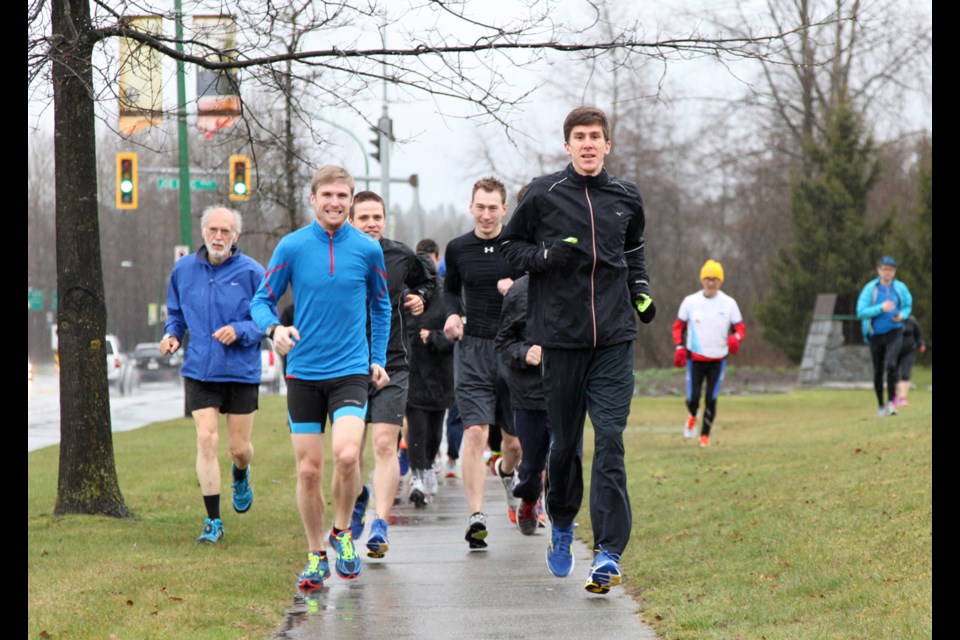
[
  {"xmin": 856, "ymin": 279, "xmax": 883, "ymax": 320},
  {"xmin": 232, "ymin": 259, "xmax": 267, "ymax": 347},
  {"xmin": 163, "ymin": 262, "xmax": 187, "ymax": 339}
]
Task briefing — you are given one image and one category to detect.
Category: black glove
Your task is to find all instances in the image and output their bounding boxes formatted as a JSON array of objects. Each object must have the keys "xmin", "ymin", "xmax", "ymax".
[
  {"xmin": 543, "ymin": 237, "xmax": 578, "ymax": 269},
  {"xmin": 633, "ymin": 293, "xmax": 656, "ymax": 324}
]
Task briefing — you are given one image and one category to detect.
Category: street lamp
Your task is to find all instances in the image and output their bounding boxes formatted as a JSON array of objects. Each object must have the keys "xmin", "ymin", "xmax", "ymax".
[{"xmin": 120, "ymin": 260, "xmax": 166, "ymax": 341}]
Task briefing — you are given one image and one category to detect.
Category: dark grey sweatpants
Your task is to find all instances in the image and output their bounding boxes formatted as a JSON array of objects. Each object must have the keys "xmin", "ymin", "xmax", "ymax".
[{"xmin": 542, "ymin": 341, "xmax": 634, "ymax": 556}]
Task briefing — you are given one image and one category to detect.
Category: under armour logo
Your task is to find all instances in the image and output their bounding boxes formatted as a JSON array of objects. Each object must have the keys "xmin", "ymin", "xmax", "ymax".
[
  {"xmin": 614, "ymin": 211, "xmax": 625, "ymax": 217},
  {"xmin": 484, "ymin": 246, "xmax": 495, "ymax": 253}
]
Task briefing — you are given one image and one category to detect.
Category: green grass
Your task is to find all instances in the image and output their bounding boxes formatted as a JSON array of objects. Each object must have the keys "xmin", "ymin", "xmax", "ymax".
[{"xmin": 27, "ymin": 367, "xmax": 931, "ymax": 640}]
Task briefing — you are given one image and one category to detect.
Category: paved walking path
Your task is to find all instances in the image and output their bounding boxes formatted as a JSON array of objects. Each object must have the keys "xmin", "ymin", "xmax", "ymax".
[{"xmin": 273, "ymin": 467, "xmax": 659, "ymax": 639}]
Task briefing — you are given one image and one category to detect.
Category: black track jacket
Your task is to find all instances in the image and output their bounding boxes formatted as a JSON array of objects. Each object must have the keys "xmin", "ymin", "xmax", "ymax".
[{"xmin": 498, "ymin": 163, "xmax": 651, "ymax": 349}]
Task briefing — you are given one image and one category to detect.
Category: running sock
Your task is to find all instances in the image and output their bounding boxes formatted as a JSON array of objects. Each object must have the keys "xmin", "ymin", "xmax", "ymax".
[
  {"xmin": 332, "ymin": 526, "xmax": 345, "ymax": 536},
  {"xmin": 233, "ymin": 465, "xmax": 248, "ymax": 482},
  {"xmin": 203, "ymin": 494, "xmax": 221, "ymax": 520}
]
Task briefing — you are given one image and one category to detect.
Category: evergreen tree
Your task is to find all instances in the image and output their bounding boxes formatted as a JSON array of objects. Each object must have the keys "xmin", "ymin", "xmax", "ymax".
[
  {"xmin": 756, "ymin": 97, "xmax": 883, "ymax": 362},
  {"xmin": 895, "ymin": 140, "xmax": 932, "ymax": 351}
]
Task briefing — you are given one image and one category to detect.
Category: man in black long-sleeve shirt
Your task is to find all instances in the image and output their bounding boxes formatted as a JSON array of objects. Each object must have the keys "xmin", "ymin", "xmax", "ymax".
[{"xmin": 443, "ymin": 176, "xmax": 525, "ymax": 550}]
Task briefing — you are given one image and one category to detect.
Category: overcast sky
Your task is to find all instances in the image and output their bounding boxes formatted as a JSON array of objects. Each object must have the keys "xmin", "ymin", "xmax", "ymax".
[{"xmin": 28, "ymin": 0, "xmax": 932, "ymax": 215}]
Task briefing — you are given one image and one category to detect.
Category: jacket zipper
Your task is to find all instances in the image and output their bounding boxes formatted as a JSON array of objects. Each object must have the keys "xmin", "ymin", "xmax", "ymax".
[
  {"xmin": 328, "ymin": 231, "xmax": 335, "ymax": 274},
  {"xmin": 585, "ymin": 187, "xmax": 598, "ymax": 348}
]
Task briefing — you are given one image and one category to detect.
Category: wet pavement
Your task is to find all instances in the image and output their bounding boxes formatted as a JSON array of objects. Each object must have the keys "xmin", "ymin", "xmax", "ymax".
[{"xmin": 273, "ymin": 468, "xmax": 659, "ymax": 640}]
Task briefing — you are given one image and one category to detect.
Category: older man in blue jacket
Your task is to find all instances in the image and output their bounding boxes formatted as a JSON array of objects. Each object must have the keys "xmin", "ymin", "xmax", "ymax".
[
  {"xmin": 856, "ymin": 256, "xmax": 913, "ymax": 417},
  {"xmin": 160, "ymin": 205, "xmax": 266, "ymax": 545}
]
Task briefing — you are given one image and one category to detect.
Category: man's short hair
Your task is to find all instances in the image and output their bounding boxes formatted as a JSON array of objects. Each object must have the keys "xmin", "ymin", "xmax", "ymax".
[
  {"xmin": 310, "ymin": 165, "xmax": 355, "ymax": 196},
  {"xmin": 563, "ymin": 106, "xmax": 610, "ymax": 143},
  {"xmin": 416, "ymin": 238, "xmax": 439, "ymax": 255},
  {"xmin": 350, "ymin": 190, "xmax": 385, "ymax": 219},
  {"xmin": 200, "ymin": 205, "xmax": 242, "ymax": 235},
  {"xmin": 471, "ymin": 176, "xmax": 507, "ymax": 204}
]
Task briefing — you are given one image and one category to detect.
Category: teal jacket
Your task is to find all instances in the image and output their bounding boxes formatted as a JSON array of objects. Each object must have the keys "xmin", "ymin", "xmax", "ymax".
[{"xmin": 856, "ymin": 277, "xmax": 913, "ymax": 343}]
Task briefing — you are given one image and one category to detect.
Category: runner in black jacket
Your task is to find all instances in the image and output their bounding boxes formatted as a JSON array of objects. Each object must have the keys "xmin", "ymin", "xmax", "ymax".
[
  {"xmin": 337, "ymin": 191, "xmax": 438, "ymax": 561},
  {"xmin": 405, "ymin": 245, "xmax": 455, "ymax": 503},
  {"xmin": 495, "ymin": 273, "xmax": 552, "ymax": 535},
  {"xmin": 498, "ymin": 106, "xmax": 655, "ymax": 595}
]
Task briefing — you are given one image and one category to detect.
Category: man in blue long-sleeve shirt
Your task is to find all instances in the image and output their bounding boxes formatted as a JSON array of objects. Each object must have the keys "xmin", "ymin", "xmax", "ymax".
[{"xmin": 250, "ymin": 165, "xmax": 391, "ymax": 590}]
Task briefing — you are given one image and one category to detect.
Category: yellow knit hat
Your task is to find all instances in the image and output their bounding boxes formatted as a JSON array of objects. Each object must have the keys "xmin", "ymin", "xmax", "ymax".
[{"xmin": 700, "ymin": 259, "xmax": 724, "ymax": 282}]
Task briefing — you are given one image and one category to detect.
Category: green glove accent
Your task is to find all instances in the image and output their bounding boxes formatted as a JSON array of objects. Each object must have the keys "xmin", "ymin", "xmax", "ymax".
[
  {"xmin": 562, "ymin": 237, "xmax": 578, "ymax": 244},
  {"xmin": 635, "ymin": 294, "xmax": 652, "ymax": 313}
]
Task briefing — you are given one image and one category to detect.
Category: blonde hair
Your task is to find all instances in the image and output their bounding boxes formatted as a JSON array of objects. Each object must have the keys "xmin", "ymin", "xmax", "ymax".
[{"xmin": 310, "ymin": 165, "xmax": 355, "ymax": 195}]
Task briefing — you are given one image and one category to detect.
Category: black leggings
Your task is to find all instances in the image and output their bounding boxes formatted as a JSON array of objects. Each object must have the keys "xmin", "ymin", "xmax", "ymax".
[
  {"xmin": 406, "ymin": 407, "xmax": 445, "ymax": 471},
  {"xmin": 870, "ymin": 330, "xmax": 903, "ymax": 407},
  {"xmin": 685, "ymin": 359, "xmax": 726, "ymax": 437}
]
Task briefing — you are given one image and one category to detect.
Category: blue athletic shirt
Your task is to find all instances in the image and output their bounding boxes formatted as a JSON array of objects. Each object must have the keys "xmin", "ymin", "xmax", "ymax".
[{"xmin": 250, "ymin": 220, "xmax": 390, "ymax": 381}]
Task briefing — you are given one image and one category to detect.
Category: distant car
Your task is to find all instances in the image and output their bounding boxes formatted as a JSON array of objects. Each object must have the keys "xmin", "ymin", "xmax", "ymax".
[
  {"xmin": 260, "ymin": 337, "xmax": 282, "ymax": 394},
  {"xmin": 131, "ymin": 342, "xmax": 182, "ymax": 383},
  {"xmin": 105, "ymin": 334, "xmax": 129, "ymax": 393}
]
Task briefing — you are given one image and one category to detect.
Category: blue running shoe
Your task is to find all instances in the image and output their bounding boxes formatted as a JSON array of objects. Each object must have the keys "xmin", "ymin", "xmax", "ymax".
[
  {"xmin": 232, "ymin": 464, "xmax": 253, "ymax": 513},
  {"xmin": 298, "ymin": 551, "xmax": 328, "ymax": 589},
  {"xmin": 350, "ymin": 485, "xmax": 371, "ymax": 540},
  {"xmin": 328, "ymin": 529, "xmax": 363, "ymax": 579},
  {"xmin": 196, "ymin": 517, "xmax": 224, "ymax": 544},
  {"xmin": 546, "ymin": 523, "xmax": 575, "ymax": 577},
  {"xmin": 366, "ymin": 518, "xmax": 390, "ymax": 558},
  {"xmin": 584, "ymin": 547, "xmax": 622, "ymax": 594}
]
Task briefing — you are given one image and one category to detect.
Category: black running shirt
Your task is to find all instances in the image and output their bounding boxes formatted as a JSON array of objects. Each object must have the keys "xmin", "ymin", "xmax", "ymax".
[{"xmin": 443, "ymin": 229, "xmax": 524, "ymax": 339}]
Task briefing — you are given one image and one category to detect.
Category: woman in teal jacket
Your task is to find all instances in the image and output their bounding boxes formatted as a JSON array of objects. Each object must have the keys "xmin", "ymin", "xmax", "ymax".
[{"xmin": 856, "ymin": 256, "xmax": 913, "ymax": 416}]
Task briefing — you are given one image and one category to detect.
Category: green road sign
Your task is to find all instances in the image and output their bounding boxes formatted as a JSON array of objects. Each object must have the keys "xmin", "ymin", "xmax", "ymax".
[
  {"xmin": 157, "ymin": 178, "xmax": 217, "ymax": 190},
  {"xmin": 191, "ymin": 179, "xmax": 217, "ymax": 190},
  {"xmin": 28, "ymin": 289, "xmax": 43, "ymax": 311}
]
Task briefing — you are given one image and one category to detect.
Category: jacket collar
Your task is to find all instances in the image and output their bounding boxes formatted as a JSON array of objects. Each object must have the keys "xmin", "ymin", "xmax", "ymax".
[
  {"xmin": 197, "ymin": 244, "xmax": 239, "ymax": 265},
  {"xmin": 564, "ymin": 162, "xmax": 610, "ymax": 187},
  {"xmin": 312, "ymin": 219, "xmax": 352, "ymax": 241}
]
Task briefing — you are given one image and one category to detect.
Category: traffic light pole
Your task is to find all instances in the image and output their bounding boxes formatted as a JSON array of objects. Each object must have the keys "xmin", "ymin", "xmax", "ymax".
[{"xmin": 174, "ymin": 0, "xmax": 192, "ymax": 251}]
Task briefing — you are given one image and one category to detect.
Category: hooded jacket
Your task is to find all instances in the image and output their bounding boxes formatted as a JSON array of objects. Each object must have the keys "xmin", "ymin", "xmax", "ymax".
[
  {"xmin": 494, "ymin": 275, "xmax": 545, "ymax": 411},
  {"xmin": 405, "ymin": 256, "xmax": 455, "ymax": 411}
]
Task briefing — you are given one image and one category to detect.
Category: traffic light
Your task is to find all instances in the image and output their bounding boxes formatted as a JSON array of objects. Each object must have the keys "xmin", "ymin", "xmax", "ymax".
[
  {"xmin": 116, "ymin": 152, "xmax": 138, "ymax": 210},
  {"xmin": 369, "ymin": 125, "xmax": 381, "ymax": 163},
  {"xmin": 228, "ymin": 154, "xmax": 252, "ymax": 201}
]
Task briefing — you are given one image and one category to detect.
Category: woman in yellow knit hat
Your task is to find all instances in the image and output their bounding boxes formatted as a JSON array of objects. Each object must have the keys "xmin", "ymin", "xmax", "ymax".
[{"xmin": 671, "ymin": 260, "xmax": 745, "ymax": 447}]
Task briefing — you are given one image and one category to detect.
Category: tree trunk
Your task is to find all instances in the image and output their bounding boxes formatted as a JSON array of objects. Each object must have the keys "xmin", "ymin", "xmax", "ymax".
[{"xmin": 51, "ymin": 0, "xmax": 130, "ymax": 518}]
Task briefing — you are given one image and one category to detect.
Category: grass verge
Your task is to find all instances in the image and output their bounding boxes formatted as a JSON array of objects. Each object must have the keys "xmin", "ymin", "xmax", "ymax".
[{"xmin": 28, "ymin": 368, "xmax": 931, "ymax": 639}]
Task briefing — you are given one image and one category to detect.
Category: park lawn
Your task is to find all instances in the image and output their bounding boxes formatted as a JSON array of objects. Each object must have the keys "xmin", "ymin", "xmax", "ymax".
[
  {"xmin": 590, "ymin": 366, "xmax": 932, "ymax": 640},
  {"xmin": 27, "ymin": 368, "xmax": 931, "ymax": 640}
]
